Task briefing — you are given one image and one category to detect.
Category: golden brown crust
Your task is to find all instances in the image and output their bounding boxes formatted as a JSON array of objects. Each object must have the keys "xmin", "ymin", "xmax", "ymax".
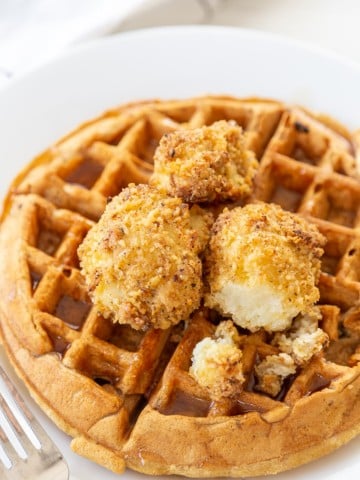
[
  {"xmin": 189, "ymin": 321, "xmax": 245, "ymax": 400},
  {"xmin": 205, "ymin": 203, "xmax": 326, "ymax": 332},
  {"xmin": 254, "ymin": 309, "xmax": 329, "ymax": 396},
  {"xmin": 78, "ymin": 184, "xmax": 211, "ymax": 330},
  {"xmin": 124, "ymin": 371, "xmax": 360, "ymax": 478},
  {"xmin": 150, "ymin": 120, "xmax": 259, "ymax": 203}
]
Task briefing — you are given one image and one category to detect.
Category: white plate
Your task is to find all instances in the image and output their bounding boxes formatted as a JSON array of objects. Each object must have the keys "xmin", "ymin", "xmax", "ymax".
[{"xmin": 0, "ymin": 26, "xmax": 360, "ymax": 480}]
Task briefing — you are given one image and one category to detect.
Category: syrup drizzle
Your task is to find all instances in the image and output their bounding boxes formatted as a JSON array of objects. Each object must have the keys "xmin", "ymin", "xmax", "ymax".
[
  {"xmin": 305, "ymin": 373, "xmax": 331, "ymax": 396},
  {"xmin": 47, "ymin": 331, "xmax": 70, "ymax": 356},
  {"xmin": 55, "ymin": 295, "xmax": 91, "ymax": 330},
  {"xmin": 65, "ymin": 157, "xmax": 104, "ymax": 189},
  {"xmin": 160, "ymin": 390, "xmax": 210, "ymax": 417},
  {"xmin": 30, "ymin": 271, "xmax": 42, "ymax": 292}
]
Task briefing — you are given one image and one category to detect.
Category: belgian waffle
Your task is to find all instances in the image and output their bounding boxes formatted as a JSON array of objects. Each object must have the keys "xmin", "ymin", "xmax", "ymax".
[{"xmin": 1, "ymin": 96, "xmax": 360, "ymax": 477}]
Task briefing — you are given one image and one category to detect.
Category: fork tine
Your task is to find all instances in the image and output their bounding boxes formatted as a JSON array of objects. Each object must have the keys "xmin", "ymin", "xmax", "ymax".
[
  {"xmin": 0, "ymin": 387, "xmax": 36, "ymax": 457},
  {"xmin": 1, "ymin": 371, "xmax": 63, "ymax": 455},
  {"xmin": 0, "ymin": 366, "xmax": 69, "ymax": 479},
  {"xmin": 0, "ymin": 420, "xmax": 21, "ymax": 470},
  {"xmin": 0, "ymin": 372, "xmax": 61, "ymax": 459},
  {"xmin": 0, "ymin": 366, "xmax": 49, "ymax": 450},
  {"xmin": 0, "ymin": 366, "xmax": 35, "ymax": 423}
]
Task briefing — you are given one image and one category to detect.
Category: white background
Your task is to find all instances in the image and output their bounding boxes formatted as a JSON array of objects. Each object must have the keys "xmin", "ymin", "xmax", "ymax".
[{"xmin": 0, "ymin": 0, "xmax": 360, "ymax": 87}]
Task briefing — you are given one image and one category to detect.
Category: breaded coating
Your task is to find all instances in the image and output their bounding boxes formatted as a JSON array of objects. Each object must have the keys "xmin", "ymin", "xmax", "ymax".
[
  {"xmin": 150, "ymin": 120, "xmax": 259, "ymax": 203},
  {"xmin": 190, "ymin": 320, "xmax": 245, "ymax": 400},
  {"xmin": 273, "ymin": 308, "xmax": 329, "ymax": 364},
  {"xmin": 78, "ymin": 184, "xmax": 213, "ymax": 330},
  {"xmin": 255, "ymin": 353, "xmax": 296, "ymax": 397},
  {"xmin": 255, "ymin": 308, "xmax": 329, "ymax": 396},
  {"xmin": 205, "ymin": 203, "xmax": 326, "ymax": 332}
]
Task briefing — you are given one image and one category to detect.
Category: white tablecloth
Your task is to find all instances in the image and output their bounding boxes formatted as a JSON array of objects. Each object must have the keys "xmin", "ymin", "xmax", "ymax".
[{"xmin": 0, "ymin": 0, "xmax": 359, "ymax": 90}]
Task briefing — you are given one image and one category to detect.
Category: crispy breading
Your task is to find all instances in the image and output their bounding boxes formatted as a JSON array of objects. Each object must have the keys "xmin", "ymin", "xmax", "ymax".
[
  {"xmin": 255, "ymin": 308, "xmax": 329, "ymax": 396},
  {"xmin": 189, "ymin": 320, "xmax": 245, "ymax": 400},
  {"xmin": 273, "ymin": 308, "xmax": 329, "ymax": 364},
  {"xmin": 150, "ymin": 120, "xmax": 259, "ymax": 203},
  {"xmin": 78, "ymin": 184, "xmax": 213, "ymax": 330},
  {"xmin": 205, "ymin": 203, "xmax": 326, "ymax": 332},
  {"xmin": 255, "ymin": 353, "xmax": 296, "ymax": 397}
]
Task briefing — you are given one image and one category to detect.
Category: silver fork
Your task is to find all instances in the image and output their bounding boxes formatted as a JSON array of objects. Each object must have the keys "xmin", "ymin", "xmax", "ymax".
[{"xmin": 0, "ymin": 365, "xmax": 69, "ymax": 479}]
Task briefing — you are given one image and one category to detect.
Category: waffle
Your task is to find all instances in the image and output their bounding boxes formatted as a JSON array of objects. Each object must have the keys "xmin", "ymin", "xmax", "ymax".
[{"xmin": 1, "ymin": 95, "xmax": 360, "ymax": 477}]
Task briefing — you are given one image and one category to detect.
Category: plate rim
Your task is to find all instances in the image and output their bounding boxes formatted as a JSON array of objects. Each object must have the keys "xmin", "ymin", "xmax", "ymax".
[{"xmin": 1, "ymin": 24, "xmax": 360, "ymax": 96}]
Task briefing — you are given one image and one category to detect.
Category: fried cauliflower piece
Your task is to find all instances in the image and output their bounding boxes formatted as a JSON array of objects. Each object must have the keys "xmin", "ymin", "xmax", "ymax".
[
  {"xmin": 189, "ymin": 320, "xmax": 245, "ymax": 400},
  {"xmin": 150, "ymin": 120, "xmax": 259, "ymax": 203},
  {"xmin": 273, "ymin": 308, "xmax": 329, "ymax": 364},
  {"xmin": 255, "ymin": 353, "xmax": 296, "ymax": 397},
  {"xmin": 205, "ymin": 203, "xmax": 326, "ymax": 332},
  {"xmin": 78, "ymin": 184, "xmax": 213, "ymax": 330},
  {"xmin": 255, "ymin": 308, "xmax": 329, "ymax": 396}
]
